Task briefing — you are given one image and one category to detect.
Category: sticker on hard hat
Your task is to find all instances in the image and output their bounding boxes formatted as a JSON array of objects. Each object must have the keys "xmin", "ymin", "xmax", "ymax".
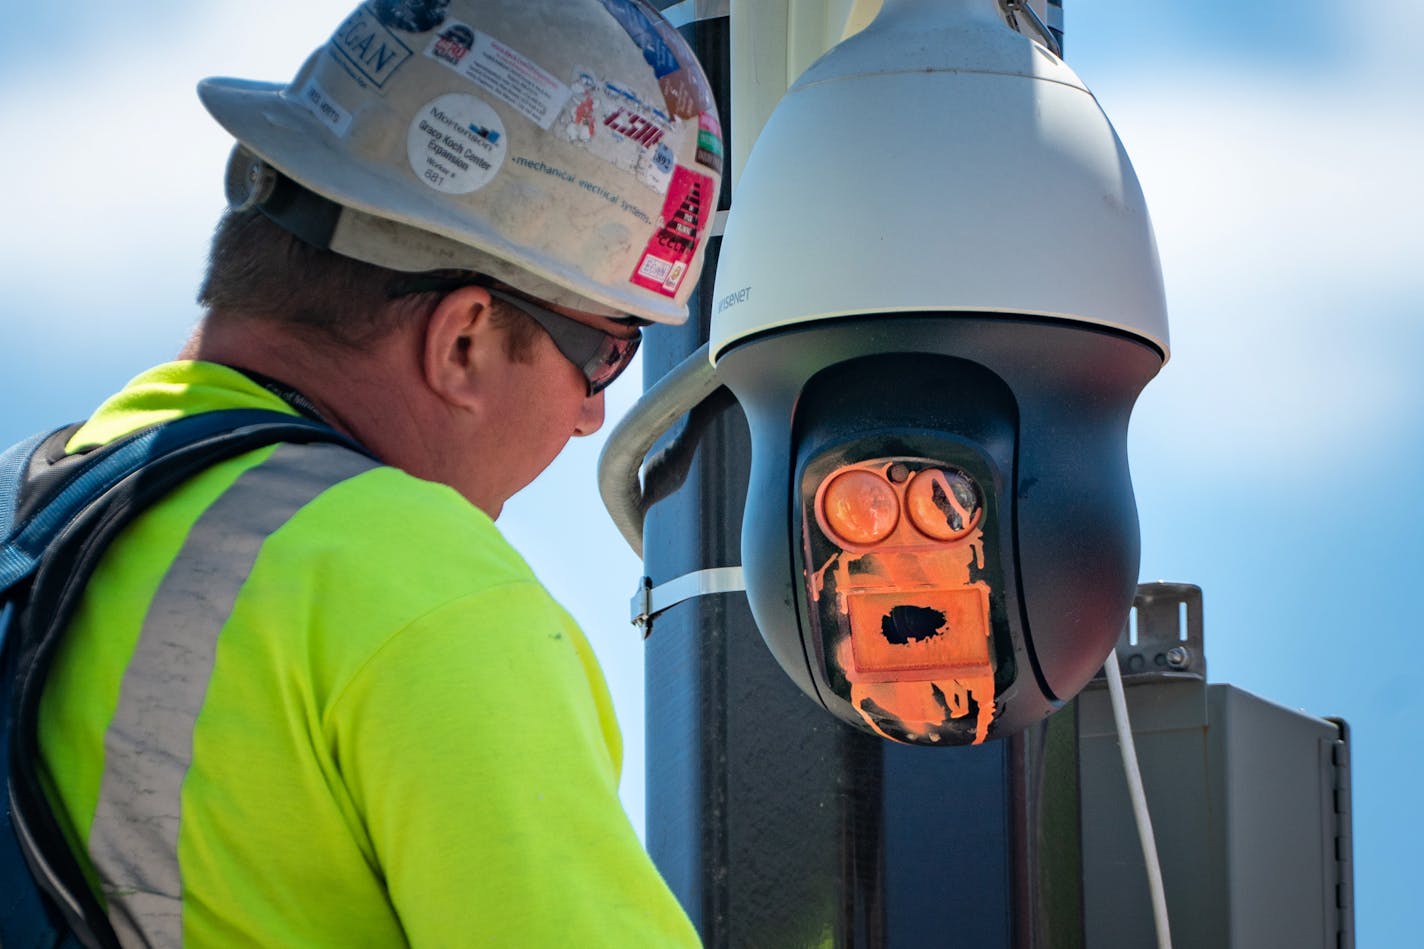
[
  {"xmin": 558, "ymin": 72, "xmax": 676, "ymax": 196},
  {"xmin": 696, "ymin": 111, "xmax": 723, "ymax": 175},
  {"xmin": 594, "ymin": 0, "xmax": 714, "ymax": 120},
  {"xmin": 631, "ymin": 165, "xmax": 712, "ymax": 297},
  {"xmin": 328, "ymin": 6, "xmax": 414, "ymax": 91},
  {"xmin": 370, "ymin": 0, "xmax": 449, "ymax": 34},
  {"xmin": 597, "ymin": 0, "xmax": 680, "ymax": 79},
  {"xmin": 407, "ymin": 94, "xmax": 506, "ymax": 194},
  {"xmin": 423, "ymin": 23, "xmax": 572, "ymax": 131},
  {"xmin": 297, "ymin": 77, "xmax": 353, "ymax": 138}
]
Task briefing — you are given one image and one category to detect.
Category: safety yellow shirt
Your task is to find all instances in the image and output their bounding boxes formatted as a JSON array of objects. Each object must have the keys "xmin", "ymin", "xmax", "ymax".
[{"xmin": 37, "ymin": 361, "xmax": 699, "ymax": 947}]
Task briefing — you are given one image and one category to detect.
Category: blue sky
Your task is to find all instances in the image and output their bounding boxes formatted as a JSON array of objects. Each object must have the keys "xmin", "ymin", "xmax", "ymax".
[{"xmin": 1, "ymin": 1, "xmax": 1418, "ymax": 943}]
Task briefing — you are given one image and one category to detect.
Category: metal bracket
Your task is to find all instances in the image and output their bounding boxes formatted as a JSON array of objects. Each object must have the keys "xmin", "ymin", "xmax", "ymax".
[
  {"xmin": 998, "ymin": 0, "xmax": 1064, "ymax": 58},
  {"xmin": 1096, "ymin": 582, "xmax": 1207, "ymax": 683},
  {"xmin": 631, "ymin": 566, "xmax": 746, "ymax": 633}
]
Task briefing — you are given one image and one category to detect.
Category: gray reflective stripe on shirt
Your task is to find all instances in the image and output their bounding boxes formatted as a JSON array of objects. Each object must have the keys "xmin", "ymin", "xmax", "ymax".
[{"xmin": 86, "ymin": 441, "xmax": 379, "ymax": 948}]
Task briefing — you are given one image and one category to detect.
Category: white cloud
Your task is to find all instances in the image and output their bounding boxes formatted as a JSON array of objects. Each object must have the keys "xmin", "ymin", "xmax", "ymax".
[
  {"xmin": 1099, "ymin": 58, "xmax": 1424, "ymax": 476},
  {"xmin": 0, "ymin": 2, "xmax": 357, "ymax": 443},
  {"xmin": 0, "ymin": 2, "xmax": 351, "ymax": 310},
  {"xmin": 1112, "ymin": 81, "xmax": 1420, "ymax": 299}
]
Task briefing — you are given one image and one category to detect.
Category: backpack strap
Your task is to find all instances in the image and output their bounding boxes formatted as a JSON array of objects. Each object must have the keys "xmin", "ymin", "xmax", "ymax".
[
  {"xmin": 2, "ymin": 409, "xmax": 377, "ymax": 949},
  {"xmin": 0, "ymin": 426, "xmax": 67, "ymax": 555}
]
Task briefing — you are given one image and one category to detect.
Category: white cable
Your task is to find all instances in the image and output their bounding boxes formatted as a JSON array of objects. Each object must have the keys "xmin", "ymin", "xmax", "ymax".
[{"xmin": 1103, "ymin": 648, "xmax": 1173, "ymax": 949}]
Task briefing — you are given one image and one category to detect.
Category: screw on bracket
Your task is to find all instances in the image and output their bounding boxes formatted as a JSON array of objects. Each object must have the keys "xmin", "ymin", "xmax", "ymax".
[{"xmin": 1096, "ymin": 582, "xmax": 1206, "ymax": 682}]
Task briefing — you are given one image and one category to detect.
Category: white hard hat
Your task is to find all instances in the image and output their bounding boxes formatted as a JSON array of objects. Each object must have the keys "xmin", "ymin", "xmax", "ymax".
[{"xmin": 200, "ymin": 0, "xmax": 723, "ymax": 324}]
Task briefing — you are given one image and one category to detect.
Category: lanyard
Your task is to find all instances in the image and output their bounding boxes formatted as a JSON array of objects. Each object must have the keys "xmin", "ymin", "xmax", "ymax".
[{"xmin": 226, "ymin": 366, "xmax": 330, "ymax": 426}]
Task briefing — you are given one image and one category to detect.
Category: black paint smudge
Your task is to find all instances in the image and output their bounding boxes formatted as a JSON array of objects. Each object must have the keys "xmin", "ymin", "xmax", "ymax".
[{"xmin": 880, "ymin": 605, "xmax": 947, "ymax": 644}]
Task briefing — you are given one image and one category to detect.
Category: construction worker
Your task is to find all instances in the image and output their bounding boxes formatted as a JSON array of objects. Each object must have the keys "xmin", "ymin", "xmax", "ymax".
[{"xmin": 31, "ymin": 0, "xmax": 720, "ymax": 944}]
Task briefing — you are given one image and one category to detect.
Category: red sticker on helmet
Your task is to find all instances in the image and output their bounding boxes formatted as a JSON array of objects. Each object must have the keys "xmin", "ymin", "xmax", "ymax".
[{"xmin": 631, "ymin": 165, "xmax": 712, "ymax": 297}]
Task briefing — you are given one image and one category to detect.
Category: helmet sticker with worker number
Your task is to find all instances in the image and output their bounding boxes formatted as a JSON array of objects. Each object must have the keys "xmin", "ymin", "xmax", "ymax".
[
  {"xmin": 371, "ymin": 0, "xmax": 450, "ymax": 33},
  {"xmin": 559, "ymin": 71, "xmax": 676, "ymax": 195},
  {"xmin": 631, "ymin": 164, "xmax": 711, "ymax": 296},
  {"xmin": 423, "ymin": 22, "xmax": 572, "ymax": 130},
  {"xmin": 407, "ymin": 93, "xmax": 506, "ymax": 194}
]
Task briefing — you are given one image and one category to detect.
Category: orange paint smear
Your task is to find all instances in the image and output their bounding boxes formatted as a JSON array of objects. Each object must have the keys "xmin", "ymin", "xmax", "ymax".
[
  {"xmin": 815, "ymin": 460, "xmax": 998, "ymax": 745},
  {"xmin": 807, "ymin": 555, "xmax": 839, "ymax": 603},
  {"xmin": 844, "ymin": 587, "xmax": 988, "ymax": 678},
  {"xmin": 838, "ymin": 631, "xmax": 996, "ymax": 745}
]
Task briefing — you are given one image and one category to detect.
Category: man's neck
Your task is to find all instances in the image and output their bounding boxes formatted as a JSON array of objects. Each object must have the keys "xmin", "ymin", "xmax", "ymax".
[
  {"xmin": 180, "ymin": 313, "xmax": 425, "ymax": 467},
  {"xmin": 182, "ymin": 309, "xmax": 513, "ymax": 519}
]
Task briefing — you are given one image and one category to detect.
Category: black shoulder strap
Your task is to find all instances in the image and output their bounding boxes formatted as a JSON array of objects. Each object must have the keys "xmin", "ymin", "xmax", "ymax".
[{"xmin": 2, "ymin": 409, "xmax": 376, "ymax": 949}]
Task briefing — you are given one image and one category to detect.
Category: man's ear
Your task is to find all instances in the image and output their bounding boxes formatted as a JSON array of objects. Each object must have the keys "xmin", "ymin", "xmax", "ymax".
[{"xmin": 421, "ymin": 285, "xmax": 503, "ymax": 410}]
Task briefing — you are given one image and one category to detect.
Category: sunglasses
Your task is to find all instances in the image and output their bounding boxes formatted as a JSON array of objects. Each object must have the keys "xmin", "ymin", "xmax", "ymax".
[
  {"xmin": 392, "ymin": 275, "xmax": 642, "ymax": 395},
  {"xmin": 484, "ymin": 287, "xmax": 641, "ymax": 396}
]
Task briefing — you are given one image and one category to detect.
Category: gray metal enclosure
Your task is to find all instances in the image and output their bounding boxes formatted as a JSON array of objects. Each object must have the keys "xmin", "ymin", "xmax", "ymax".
[{"xmin": 1078, "ymin": 585, "xmax": 1353, "ymax": 949}]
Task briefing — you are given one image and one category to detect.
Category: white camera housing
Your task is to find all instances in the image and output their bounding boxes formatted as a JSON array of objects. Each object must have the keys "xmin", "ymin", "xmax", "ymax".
[{"xmin": 710, "ymin": 0, "xmax": 1169, "ymax": 362}]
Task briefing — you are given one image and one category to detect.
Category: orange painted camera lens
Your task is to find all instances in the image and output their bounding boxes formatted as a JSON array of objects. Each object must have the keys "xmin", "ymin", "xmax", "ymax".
[
  {"xmin": 819, "ymin": 469, "xmax": 900, "ymax": 546},
  {"xmin": 906, "ymin": 467, "xmax": 982, "ymax": 541}
]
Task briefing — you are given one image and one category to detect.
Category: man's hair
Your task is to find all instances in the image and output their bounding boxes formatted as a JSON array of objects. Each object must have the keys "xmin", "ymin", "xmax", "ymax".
[{"xmin": 197, "ymin": 208, "xmax": 539, "ymax": 358}]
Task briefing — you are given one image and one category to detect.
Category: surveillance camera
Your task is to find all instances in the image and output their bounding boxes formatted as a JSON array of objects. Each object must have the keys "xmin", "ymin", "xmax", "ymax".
[{"xmin": 709, "ymin": 0, "xmax": 1168, "ymax": 745}]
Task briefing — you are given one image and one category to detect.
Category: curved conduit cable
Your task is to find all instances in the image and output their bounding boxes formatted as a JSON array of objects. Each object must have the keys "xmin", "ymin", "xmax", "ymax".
[{"xmin": 598, "ymin": 343, "xmax": 723, "ymax": 557}]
